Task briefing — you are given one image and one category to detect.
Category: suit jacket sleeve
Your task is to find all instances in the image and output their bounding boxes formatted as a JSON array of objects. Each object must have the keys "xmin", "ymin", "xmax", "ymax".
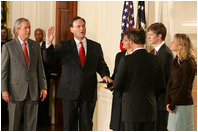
[
  {"xmin": 37, "ymin": 45, "xmax": 47, "ymax": 90},
  {"xmin": 111, "ymin": 53, "xmax": 120, "ymax": 80},
  {"xmin": 43, "ymin": 44, "xmax": 60, "ymax": 63},
  {"xmin": 162, "ymin": 53, "xmax": 173, "ymax": 85},
  {"xmin": 1, "ymin": 45, "xmax": 10, "ymax": 92},
  {"xmin": 166, "ymin": 74, "xmax": 172, "ymax": 105},
  {"xmin": 113, "ymin": 57, "xmax": 128, "ymax": 93},
  {"xmin": 96, "ymin": 44, "xmax": 110, "ymax": 78},
  {"xmin": 156, "ymin": 62, "xmax": 166, "ymax": 98}
]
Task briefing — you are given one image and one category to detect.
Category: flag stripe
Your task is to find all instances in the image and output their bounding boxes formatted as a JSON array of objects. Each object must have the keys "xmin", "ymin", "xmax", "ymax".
[{"xmin": 120, "ymin": 1, "xmax": 134, "ymax": 51}]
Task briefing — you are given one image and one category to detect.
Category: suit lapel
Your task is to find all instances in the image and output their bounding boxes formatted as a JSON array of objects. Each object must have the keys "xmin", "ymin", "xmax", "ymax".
[
  {"xmin": 15, "ymin": 38, "xmax": 28, "ymax": 68},
  {"xmin": 28, "ymin": 39, "xmax": 35, "ymax": 70},
  {"xmin": 150, "ymin": 49, "xmax": 154, "ymax": 54},
  {"xmin": 157, "ymin": 43, "xmax": 166, "ymax": 55},
  {"xmin": 150, "ymin": 43, "xmax": 166, "ymax": 55},
  {"xmin": 83, "ymin": 39, "xmax": 90, "ymax": 68},
  {"xmin": 71, "ymin": 39, "xmax": 82, "ymax": 68}
]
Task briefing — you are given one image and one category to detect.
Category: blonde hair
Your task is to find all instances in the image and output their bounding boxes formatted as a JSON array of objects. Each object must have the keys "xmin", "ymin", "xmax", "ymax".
[{"xmin": 173, "ymin": 33, "xmax": 196, "ymax": 65}]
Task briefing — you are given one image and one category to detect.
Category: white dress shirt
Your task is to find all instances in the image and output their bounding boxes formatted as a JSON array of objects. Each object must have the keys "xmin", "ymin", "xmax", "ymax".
[
  {"xmin": 74, "ymin": 37, "xmax": 87, "ymax": 56},
  {"xmin": 154, "ymin": 41, "xmax": 165, "ymax": 52},
  {"xmin": 18, "ymin": 36, "xmax": 29, "ymax": 56}
]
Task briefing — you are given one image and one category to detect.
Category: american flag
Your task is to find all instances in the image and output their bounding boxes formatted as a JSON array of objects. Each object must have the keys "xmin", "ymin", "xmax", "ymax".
[
  {"xmin": 120, "ymin": 1, "xmax": 134, "ymax": 51},
  {"xmin": 136, "ymin": 1, "xmax": 146, "ymax": 29}
]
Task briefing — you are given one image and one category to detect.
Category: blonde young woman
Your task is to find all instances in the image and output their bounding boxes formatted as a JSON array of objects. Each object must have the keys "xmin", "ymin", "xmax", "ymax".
[{"xmin": 166, "ymin": 34, "xmax": 197, "ymax": 131}]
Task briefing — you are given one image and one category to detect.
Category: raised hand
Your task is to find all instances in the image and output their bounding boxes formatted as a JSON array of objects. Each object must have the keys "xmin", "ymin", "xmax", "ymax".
[{"xmin": 46, "ymin": 26, "xmax": 55, "ymax": 46}]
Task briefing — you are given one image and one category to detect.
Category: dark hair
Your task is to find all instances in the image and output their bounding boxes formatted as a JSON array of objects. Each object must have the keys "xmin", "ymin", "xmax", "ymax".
[
  {"xmin": 1, "ymin": 25, "xmax": 8, "ymax": 33},
  {"xmin": 147, "ymin": 22, "xmax": 167, "ymax": 41},
  {"xmin": 123, "ymin": 28, "xmax": 146, "ymax": 44},
  {"xmin": 69, "ymin": 16, "xmax": 86, "ymax": 27}
]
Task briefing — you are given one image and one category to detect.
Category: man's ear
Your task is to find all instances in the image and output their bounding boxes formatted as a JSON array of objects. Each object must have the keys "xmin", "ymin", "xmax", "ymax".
[
  {"xmin": 130, "ymin": 40, "xmax": 134, "ymax": 45},
  {"xmin": 15, "ymin": 28, "xmax": 19, "ymax": 34},
  {"xmin": 157, "ymin": 34, "xmax": 162, "ymax": 40},
  {"xmin": 70, "ymin": 27, "xmax": 73, "ymax": 33}
]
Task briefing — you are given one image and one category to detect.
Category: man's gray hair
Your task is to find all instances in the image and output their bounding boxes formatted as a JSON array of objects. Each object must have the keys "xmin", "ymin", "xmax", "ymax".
[{"xmin": 14, "ymin": 18, "xmax": 30, "ymax": 29}]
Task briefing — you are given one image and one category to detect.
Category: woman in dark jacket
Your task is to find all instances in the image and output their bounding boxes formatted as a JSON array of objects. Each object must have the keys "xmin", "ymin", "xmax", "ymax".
[
  {"xmin": 166, "ymin": 33, "xmax": 196, "ymax": 131},
  {"xmin": 109, "ymin": 30, "xmax": 134, "ymax": 131}
]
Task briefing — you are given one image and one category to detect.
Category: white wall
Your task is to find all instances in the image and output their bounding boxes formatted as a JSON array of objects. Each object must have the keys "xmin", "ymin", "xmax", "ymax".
[{"xmin": 9, "ymin": 1, "xmax": 56, "ymax": 43}]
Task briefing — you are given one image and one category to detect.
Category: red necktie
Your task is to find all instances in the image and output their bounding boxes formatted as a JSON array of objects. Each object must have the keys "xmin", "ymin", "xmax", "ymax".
[
  {"xmin": 154, "ymin": 49, "xmax": 157, "ymax": 55},
  {"xmin": 23, "ymin": 42, "xmax": 29, "ymax": 67},
  {"xmin": 79, "ymin": 42, "xmax": 85, "ymax": 67}
]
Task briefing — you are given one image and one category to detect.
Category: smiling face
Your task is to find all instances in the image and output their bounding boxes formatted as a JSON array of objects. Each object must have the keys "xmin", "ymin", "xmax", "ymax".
[{"xmin": 70, "ymin": 19, "xmax": 86, "ymax": 41}]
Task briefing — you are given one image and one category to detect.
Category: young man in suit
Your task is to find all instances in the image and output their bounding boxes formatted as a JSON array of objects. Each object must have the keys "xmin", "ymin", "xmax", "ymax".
[
  {"xmin": 148, "ymin": 23, "xmax": 174, "ymax": 131},
  {"xmin": 44, "ymin": 16, "xmax": 112, "ymax": 131},
  {"xmin": 113, "ymin": 29, "xmax": 164, "ymax": 131},
  {"xmin": 1, "ymin": 18, "xmax": 47, "ymax": 130}
]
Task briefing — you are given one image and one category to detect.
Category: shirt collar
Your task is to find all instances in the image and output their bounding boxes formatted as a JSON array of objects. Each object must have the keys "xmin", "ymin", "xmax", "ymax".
[
  {"xmin": 40, "ymin": 41, "xmax": 44, "ymax": 47},
  {"xmin": 74, "ymin": 37, "xmax": 86, "ymax": 45},
  {"xmin": 125, "ymin": 51, "xmax": 133, "ymax": 56},
  {"xmin": 133, "ymin": 47, "xmax": 146, "ymax": 52},
  {"xmin": 155, "ymin": 41, "xmax": 164, "ymax": 52},
  {"xmin": 18, "ymin": 36, "xmax": 28, "ymax": 45}
]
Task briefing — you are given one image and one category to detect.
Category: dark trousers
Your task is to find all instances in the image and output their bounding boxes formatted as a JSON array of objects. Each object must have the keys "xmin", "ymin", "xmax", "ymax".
[
  {"xmin": 38, "ymin": 77, "xmax": 50, "ymax": 125},
  {"xmin": 62, "ymin": 99, "xmax": 96, "ymax": 131},
  {"xmin": 123, "ymin": 121, "xmax": 156, "ymax": 131},
  {"xmin": 156, "ymin": 110, "xmax": 168, "ymax": 131},
  {"xmin": 1, "ymin": 98, "xmax": 8, "ymax": 127},
  {"xmin": 110, "ymin": 92, "xmax": 124, "ymax": 131}
]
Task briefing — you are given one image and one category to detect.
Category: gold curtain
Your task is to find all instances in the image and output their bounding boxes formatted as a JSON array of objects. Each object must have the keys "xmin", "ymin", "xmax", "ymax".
[{"xmin": 1, "ymin": 1, "xmax": 9, "ymax": 28}]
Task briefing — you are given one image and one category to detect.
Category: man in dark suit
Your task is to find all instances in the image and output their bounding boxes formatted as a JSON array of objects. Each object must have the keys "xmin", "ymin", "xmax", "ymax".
[
  {"xmin": 44, "ymin": 16, "xmax": 112, "ymax": 130},
  {"xmin": 1, "ymin": 26, "xmax": 12, "ymax": 49},
  {"xmin": 34, "ymin": 28, "xmax": 57, "ymax": 125},
  {"xmin": 113, "ymin": 29, "xmax": 165, "ymax": 131},
  {"xmin": 1, "ymin": 18, "xmax": 47, "ymax": 130},
  {"xmin": 148, "ymin": 23, "xmax": 174, "ymax": 131}
]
